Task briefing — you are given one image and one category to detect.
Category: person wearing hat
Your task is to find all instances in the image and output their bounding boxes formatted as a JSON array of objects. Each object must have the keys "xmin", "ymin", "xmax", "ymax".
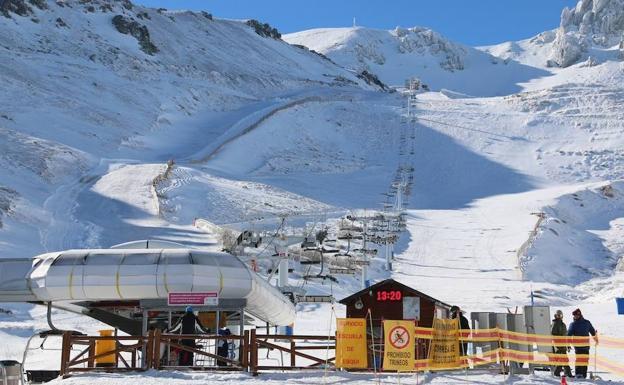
[
  {"xmin": 169, "ymin": 306, "xmax": 211, "ymax": 366},
  {"xmin": 551, "ymin": 310, "xmax": 572, "ymax": 377},
  {"xmin": 567, "ymin": 308, "xmax": 597, "ymax": 379},
  {"xmin": 450, "ymin": 305, "xmax": 470, "ymax": 356}
]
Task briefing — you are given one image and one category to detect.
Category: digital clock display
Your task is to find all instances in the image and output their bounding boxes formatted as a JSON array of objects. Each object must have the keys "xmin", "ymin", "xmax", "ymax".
[{"xmin": 376, "ymin": 290, "xmax": 402, "ymax": 301}]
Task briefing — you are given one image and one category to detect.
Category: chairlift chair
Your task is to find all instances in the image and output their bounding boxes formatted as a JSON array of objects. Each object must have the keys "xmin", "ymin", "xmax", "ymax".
[
  {"xmin": 329, "ymin": 267, "xmax": 356, "ymax": 275},
  {"xmin": 22, "ymin": 329, "xmax": 84, "ymax": 383}
]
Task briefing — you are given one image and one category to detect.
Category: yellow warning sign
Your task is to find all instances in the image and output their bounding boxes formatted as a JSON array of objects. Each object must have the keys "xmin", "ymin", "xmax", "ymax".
[
  {"xmin": 428, "ymin": 318, "xmax": 461, "ymax": 370},
  {"xmin": 335, "ymin": 318, "xmax": 368, "ymax": 369},
  {"xmin": 383, "ymin": 320, "xmax": 415, "ymax": 371}
]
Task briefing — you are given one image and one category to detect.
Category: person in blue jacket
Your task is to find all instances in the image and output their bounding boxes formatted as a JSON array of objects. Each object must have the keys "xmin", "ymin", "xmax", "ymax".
[{"xmin": 567, "ymin": 308, "xmax": 598, "ymax": 379}]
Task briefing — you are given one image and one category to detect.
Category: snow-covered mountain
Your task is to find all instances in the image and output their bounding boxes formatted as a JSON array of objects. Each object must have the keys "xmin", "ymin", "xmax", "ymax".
[
  {"xmin": 550, "ymin": 0, "xmax": 624, "ymax": 67},
  {"xmin": 284, "ymin": 26, "xmax": 550, "ymax": 96},
  {"xmin": 0, "ymin": 0, "xmax": 622, "ymax": 306},
  {"xmin": 483, "ymin": 0, "xmax": 624, "ymax": 69},
  {"xmin": 0, "ymin": 0, "xmax": 385, "ymax": 256},
  {"xmin": 1, "ymin": 0, "xmax": 624, "ymax": 381}
]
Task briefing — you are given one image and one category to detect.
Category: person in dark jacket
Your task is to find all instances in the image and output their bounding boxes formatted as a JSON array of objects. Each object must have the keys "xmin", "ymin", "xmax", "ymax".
[
  {"xmin": 567, "ymin": 308, "xmax": 597, "ymax": 379},
  {"xmin": 551, "ymin": 310, "xmax": 572, "ymax": 377},
  {"xmin": 450, "ymin": 305, "xmax": 470, "ymax": 356},
  {"xmin": 169, "ymin": 306, "xmax": 210, "ymax": 366},
  {"xmin": 216, "ymin": 327, "xmax": 232, "ymax": 366}
]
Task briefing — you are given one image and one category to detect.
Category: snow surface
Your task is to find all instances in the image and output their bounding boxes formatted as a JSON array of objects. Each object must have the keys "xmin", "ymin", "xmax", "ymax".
[
  {"xmin": 1, "ymin": 0, "xmax": 624, "ymax": 383},
  {"xmin": 41, "ymin": 370, "xmax": 622, "ymax": 385}
]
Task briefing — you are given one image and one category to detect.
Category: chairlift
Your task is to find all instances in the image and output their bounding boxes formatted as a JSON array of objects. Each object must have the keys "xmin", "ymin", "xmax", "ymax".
[
  {"xmin": 337, "ymin": 233, "xmax": 363, "ymax": 240},
  {"xmin": 236, "ymin": 230, "xmax": 262, "ymax": 248},
  {"xmin": 353, "ymin": 248, "xmax": 378, "ymax": 256},
  {"xmin": 329, "ymin": 267, "xmax": 356, "ymax": 275},
  {"xmin": 299, "ymin": 247, "xmax": 323, "ymax": 265},
  {"xmin": 302, "ymin": 274, "xmax": 338, "ymax": 283},
  {"xmin": 22, "ymin": 329, "xmax": 85, "ymax": 383},
  {"xmin": 300, "ymin": 236, "xmax": 317, "ymax": 248},
  {"xmin": 299, "ymin": 260, "xmax": 321, "ymax": 265}
]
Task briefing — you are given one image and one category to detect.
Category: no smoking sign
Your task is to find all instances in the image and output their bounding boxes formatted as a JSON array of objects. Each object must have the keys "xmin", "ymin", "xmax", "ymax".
[{"xmin": 389, "ymin": 326, "xmax": 410, "ymax": 349}]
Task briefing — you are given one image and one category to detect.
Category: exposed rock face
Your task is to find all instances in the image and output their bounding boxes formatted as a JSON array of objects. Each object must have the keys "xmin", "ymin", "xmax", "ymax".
[
  {"xmin": 0, "ymin": 186, "xmax": 18, "ymax": 228},
  {"xmin": 394, "ymin": 27, "xmax": 465, "ymax": 71},
  {"xmin": 550, "ymin": 0, "xmax": 624, "ymax": 67},
  {"xmin": 0, "ymin": 0, "xmax": 49, "ymax": 17},
  {"xmin": 357, "ymin": 70, "xmax": 388, "ymax": 91},
  {"xmin": 112, "ymin": 14, "xmax": 158, "ymax": 55},
  {"xmin": 28, "ymin": 0, "xmax": 46, "ymax": 10},
  {"xmin": 1, "ymin": 0, "xmax": 33, "ymax": 18},
  {"xmin": 246, "ymin": 19, "xmax": 281, "ymax": 39}
]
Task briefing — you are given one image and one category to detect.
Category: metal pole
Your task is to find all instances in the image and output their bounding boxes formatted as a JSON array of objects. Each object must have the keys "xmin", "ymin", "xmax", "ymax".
[
  {"xmin": 46, "ymin": 302, "xmax": 59, "ymax": 331},
  {"xmin": 279, "ymin": 258, "xmax": 289, "ymax": 287},
  {"xmin": 167, "ymin": 311, "xmax": 172, "ymax": 365},
  {"xmin": 141, "ymin": 309, "xmax": 148, "ymax": 368},
  {"xmin": 215, "ymin": 311, "xmax": 220, "ymax": 365},
  {"xmin": 239, "ymin": 310, "xmax": 245, "ymax": 364},
  {"xmin": 361, "ymin": 265, "xmax": 368, "ymax": 289},
  {"xmin": 362, "ymin": 221, "xmax": 367, "ymax": 252}
]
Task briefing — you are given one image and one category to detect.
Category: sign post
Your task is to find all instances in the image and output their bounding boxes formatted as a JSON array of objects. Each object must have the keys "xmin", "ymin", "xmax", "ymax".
[
  {"xmin": 428, "ymin": 318, "xmax": 461, "ymax": 370},
  {"xmin": 167, "ymin": 292, "xmax": 219, "ymax": 306},
  {"xmin": 335, "ymin": 318, "xmax": 368, "ymax": 369},
  {"xmin": 383, "ymin": 320, "xmax": 415, "ymax": 371}
]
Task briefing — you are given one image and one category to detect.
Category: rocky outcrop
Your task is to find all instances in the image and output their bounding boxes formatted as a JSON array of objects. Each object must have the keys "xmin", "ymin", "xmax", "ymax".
[
  {"xmin": 0, "ymin": 0, "xmax": 49, "ymax": 18},
  {"xmin": 0, "ymin": 186, "xmax": 18, "ymax": 229},
  {"xmin": 246, "ymin": 19, "xmax": 281, "ymax": 39},
  {"xmin": 357, "ymin": 70, "xmax": 388, "ymax": 91},
  {"xmin": 1, "ymin": 0, "xmax": 32, "ymax": 18},
  {"xmin": 112, "ymin": 14, "xmax": 158, "ymax": 55},
  {"xmin": 394, "ymin": 27, "xmax": 465, "ymax": 71},
  {"xmin": 550, "ymin": 0, "xmax": 624, "ymax": 67}
]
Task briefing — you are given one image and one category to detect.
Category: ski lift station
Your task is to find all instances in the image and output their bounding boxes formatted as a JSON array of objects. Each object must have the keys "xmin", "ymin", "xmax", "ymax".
[
  {"xmin": 339, "ymin": 279, "xmax": 451, "ymax": 329},
  {"xmin": 0, "ymin": 240, "xmax": 295, "ymax": 335}
]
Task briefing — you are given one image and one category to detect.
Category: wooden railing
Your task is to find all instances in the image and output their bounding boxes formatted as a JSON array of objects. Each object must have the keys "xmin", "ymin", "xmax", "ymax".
[
  {"xmin": 248, "ymin": 329, "xmax": 336, "ymax": 376},
  {"xmin": 59, "ymin": 329, "xmax": 385, "ymax": 377},
  {"xmin": 59, "ymin": 329, "xmax": 248, "ymax": 377},
  {"xmin": 60, "ymin": 331, "xmax": 148, "ymax": 376}
]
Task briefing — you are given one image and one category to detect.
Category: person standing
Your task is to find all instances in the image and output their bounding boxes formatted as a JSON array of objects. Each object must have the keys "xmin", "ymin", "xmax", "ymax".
[
  {"xmin": 567, "ymin": 308, "xmax": 597, "ymax": 379},
  {"xmin": 551, "ymin": 310, "xmax": 572, "ymax": 377},
  {"xmin": 216, "ymin": 327, "xmax": 232, "ymax": 366},
  {"xmin": 169, "ymin": 306, "xmax": 211, "ymax": 366},
  {"xmin": 450, "ymin": 305, "xmax": 470, "ymax": 356}
]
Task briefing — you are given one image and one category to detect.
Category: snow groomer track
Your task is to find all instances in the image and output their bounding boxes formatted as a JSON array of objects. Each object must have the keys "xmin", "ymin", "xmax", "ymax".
[{"xmin": 0, "ymin": 242, "xmax": 295, "ymax": 327}]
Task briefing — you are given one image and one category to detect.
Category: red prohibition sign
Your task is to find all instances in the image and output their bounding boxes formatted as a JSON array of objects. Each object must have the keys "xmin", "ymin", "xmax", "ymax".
[{"xmin": 389, "ymin": 326, "xmax": 410, "ymax": 349}]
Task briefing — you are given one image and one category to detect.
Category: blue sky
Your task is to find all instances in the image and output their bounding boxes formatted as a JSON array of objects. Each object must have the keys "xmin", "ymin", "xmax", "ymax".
[{"xmin": 135, "ymin": 0, "xmax": 578, "ymax": 46}]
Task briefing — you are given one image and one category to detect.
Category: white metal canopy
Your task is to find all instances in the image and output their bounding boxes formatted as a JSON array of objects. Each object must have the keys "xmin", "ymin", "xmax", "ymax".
[{"xmin": 0, "ymin": 247, "xmax": 295, "ymax": 326}]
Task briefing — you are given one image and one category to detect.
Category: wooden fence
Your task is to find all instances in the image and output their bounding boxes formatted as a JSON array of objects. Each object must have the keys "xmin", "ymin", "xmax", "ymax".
[
  {"xmin": 60, "ymin": 332, "xmax": 147, "ymax": 376},
  {"xmin": 59, "ymin": 329, "xmax": 352, "ymax": 377},
  {"xmin": 248, "ymin": 329, "xmax": 336, "ymax": 375}
]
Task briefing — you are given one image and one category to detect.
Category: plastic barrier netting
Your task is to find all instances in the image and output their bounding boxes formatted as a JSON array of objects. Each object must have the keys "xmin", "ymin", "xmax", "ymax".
[{"xmin": 411, "ymin": 326, "xmax": 624, "ymax": 377}]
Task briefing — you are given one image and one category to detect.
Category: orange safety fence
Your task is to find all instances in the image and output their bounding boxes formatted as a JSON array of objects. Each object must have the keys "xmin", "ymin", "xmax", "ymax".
[
  {"xmin": 417, "ymin": 326, "xmax": 623, "ymax": 348},
  {"xmin": 412, "ymin": 326, "xmax": 624, "ymax": 377}
]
